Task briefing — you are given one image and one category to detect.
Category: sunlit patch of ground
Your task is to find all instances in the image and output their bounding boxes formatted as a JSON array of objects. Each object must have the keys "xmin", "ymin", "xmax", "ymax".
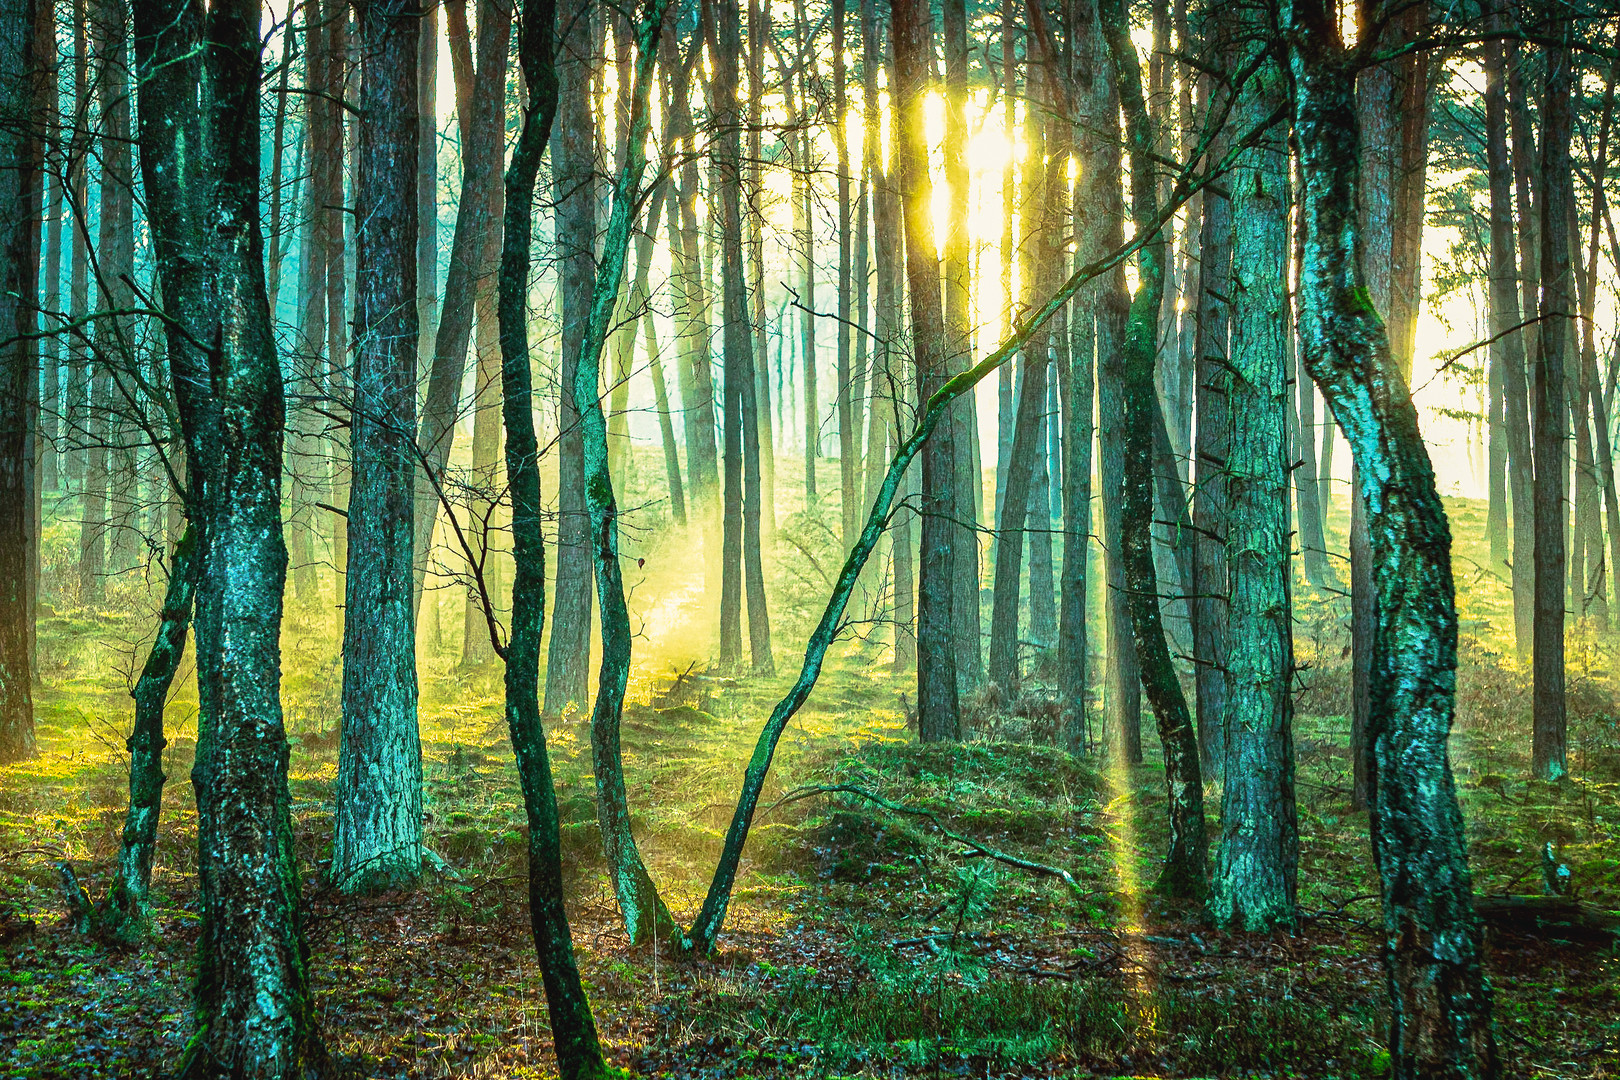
[{"xmin": 3, "ymin": 477, "xmax": 1620, "ymax": 1077}]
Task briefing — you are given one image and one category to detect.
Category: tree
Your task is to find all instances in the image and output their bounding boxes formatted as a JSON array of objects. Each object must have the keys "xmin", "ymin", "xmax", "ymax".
[
  {"xmin": 497, "ymin": 2, "xmax": 617, "ymax": 1073},
  {"xmin": 1484, "ymin": 19, "xmax": 1534, "ymax": 662},
  {"xmin": 1209, "ymin": 39, "xmax": 1296, "ymax": 932},
  {"xmin": 100, "ymin": 524, "xmax": 198, "ymax": 940},
  {"xmin": 133, "ymin": 0, "xmax": 326, "ymax": 1066},
  {"xmin": 1532, "ymin": 28, "xmax": 1573, "ymax": 783},
  {"xmin": 987, "ymin": 62, "xmax": 1056, "ymax": 697},
  {"xmin": 1285, "ymin": 0, "xmax": 1498, "ymax": 1070},
  {"xmin": 892, "ymin": 0, "xmax": 960, "ymax": 740},
  {"xmin": 574, "ymin": 0, "xmax": 683, "ymax": 952},
  {"xmin": 414, "ymin": 0, "xmax": 511, "ymax": 618},
  {"xmin": 0, "ymin": 0, "xmax": 43, "ymax": 766},
  {"xmin": 546, "ymin": 0, "xmax": 597, "ymax": 716},
  {"xmin": 1100, "ymin": 0, "xmax": 1206, "ymax": 899},
  {"xmin": 333, "ymin": 0, "xmax": 424, "ymax": 895}
]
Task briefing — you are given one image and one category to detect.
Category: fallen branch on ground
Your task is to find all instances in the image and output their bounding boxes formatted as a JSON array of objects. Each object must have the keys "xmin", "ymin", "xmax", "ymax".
[{"xmin": 765, "ymin": 783, "xmax": 1089, "ymax": 895}]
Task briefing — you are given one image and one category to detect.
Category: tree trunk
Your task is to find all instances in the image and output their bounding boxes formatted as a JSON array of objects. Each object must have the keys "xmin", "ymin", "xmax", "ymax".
[
  {"xmin": 994, "ymin": 0, "xmax": 1015, "ymax": 528},
  {"xmin": 38, "ymin": 14, "xmax": 60, "ymax": 501},
  {"xmin": 1100, "ymin": 0, "xmax": 1206, "ymax": 897},
  {"xmin": 1532, "ymin": 35, "xmax": 1572, "ymax": 782},
  {"xmin": 1096, "ymin": 136, "xmax": 1141, "ymax": 759},
  {"xmin": 498, "ymin": 5, "xmax": 617, "ymax": 1070},
  {"xmin": 0, "ymin": 0, "xmax": 42, "ymax": 764},
  {"xmin": 892, "ymin": 0, "xmax": 959, "ymax": 741},
  {"xmin": 1210, "ymin": 48, "xmax": 1296, "ymax": 931},
  {"xmin": 988, "ymin": 65, "xmax": 1056, "ymax": 695},
  {"xmin": 545, "ymin": 0, "xmax": 596, "ymax": 716},
  {"xmin": 565, "ymin": 0, "xmax": 681, "ymax": 950},
  {"xmin": 1191, "ymin": 87, "xmax": 1232, "ymax": 770},
  {"xmin": 746, "ymin": 0, "xmax": 775, "ymax": 536},
  {"xmin": 101, "ymin": 524, "xmax": 197, "ymax": 938},
  {"xmin": 1286, "ymin": 6, "xmax": 1498, "ymax": 1071},
  {"xmin": 833, "ymin": 0, "xmax": 856, "ymax": 546},
  {"xmin": 134, "ymin": 0, "xmax": 327, "ymax": 1063},
  {"xmin": 941, "ymin": 0, "xmax": 981, "ymax": 688},
  {"xmin": 413, "ymin": 0, "xmax": 511, "ymax": 618},
  {"xmin": 333, "ymin": 0, "xmax": 423, "ymax": 895},
  {"xmin": 66, "ymin": 0, "xmax": 88, "ymax": 495}
]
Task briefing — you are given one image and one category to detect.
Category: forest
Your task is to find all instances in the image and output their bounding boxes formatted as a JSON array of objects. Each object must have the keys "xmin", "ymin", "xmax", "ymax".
[{"xmin": 1, "ymin": 0, "xmax": 1618, "ymax": 1074}]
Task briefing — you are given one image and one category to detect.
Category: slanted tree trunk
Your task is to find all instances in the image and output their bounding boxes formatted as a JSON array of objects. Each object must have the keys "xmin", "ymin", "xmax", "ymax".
[
  {"xmin": 0, "ymin": 0, "xmax": 43, "ymax": 765},
  {"xmin": 498, "ymin": 5, "xmax": 617, "ymax": 1071},
  {"xmin": 1578, "ymin": 59, "xmax": 1620, "ymax": 640},
  {"xmin": 413, "ymin": 0, "xmax": 511, "ymax": 618},
  {"xmin": 1532, "ymin": 33, "xmax": 1573, "ymax": 783},
  {"xmin": 660, "ymin": 19, "xmax": 718, "ymax": 509},
  {"xmin": 632, "ymin": 178, "xmax": 685, "ymax": 526},
  {"xmin": 101, "ymin": 524, "xmax": 197, "ymax": 939},
  {"xmin": 95, "ymin": 0, "xmax": 138, "ymax": 579},
  {"xmin": 1209, "ymin": 46, "xmax": 1296, "ymax": 932},
  {"xmin": 333, "ymin": 0, "xmax": 423, "ymax": 895},
  {"xmin": 134, "ymin": 0, "xmax": 327, "ymax": 1065},
  {"xmin": 715, "ymin": 0, "xmax": 771, "ymax": 674},
  {"xmin": 892, "ymin": 0, "xmax": 959, "ymax": 741},
  {"xmin": 565, "ymin": 0, "xmax": 682, "ymax": 948},
  {"xmin": 445, "ymin": 0, "xmax": 507, "ymax": 667},
  {"xmin": 1100, "ymin": 0, "xmax": 1206, "ymax": 897},
  {"xmin": 1286, "ymin": 5, "xmax": 1498, "ymax": 1071},
  {"xmin": 545, "ymin": 0, "xmax": 596, "ymax": 716}
]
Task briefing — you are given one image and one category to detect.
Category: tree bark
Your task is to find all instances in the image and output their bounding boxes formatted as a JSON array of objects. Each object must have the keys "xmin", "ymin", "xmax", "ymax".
[
  {"xmin": 941, "ymin": 0, "xmax": 981, "ymax": 688},
  {"xmin": 413, "ymin": 0, "xmax": 511, "ymax": 619},
  {"xmin": 333, "ymin": 0, "xmax": 423, "ymax": 895},
  {"xmin": 1286, "ymin": 6, "xmax": 1498, "ymax": 1071},
  {"xmin": 498, "ymin": 5, "xmax": 616, "ymax": 1071},
  {"xmin": 1190, "ymin": 79, "xmax": 1232, "ymax": 770},
  {"xmin": 545, "ymin": 0, "xmax": 596, "ymax": 716},
  {"xmin": 1532, "ymin": 32, "xmax": 1572, "ymax": 783},
  {"xmin": 892, "ymin": 0, "xmax": 960, "ymax": 741},
  {"xmin": 0, "ymin": 0, "xmax": 43, "ymax": 764},
  {"xmin": 1209, "ymin": 47, "xmax": 1296, "ymax": 931},
  {"xmin": 1100, "ymin": 0, "xmax": 1206, "ymax": 898},
  {"xmin": 134, "ymin": 0, "xmax": 327, "ymax": 1064},
  {"xmin": 101, "ymin": 524, "xmax": 197, "ymax": 938},
  {"xmin": 1485, "ymin": 31, "xmax": 1534, "ymax": 661}
]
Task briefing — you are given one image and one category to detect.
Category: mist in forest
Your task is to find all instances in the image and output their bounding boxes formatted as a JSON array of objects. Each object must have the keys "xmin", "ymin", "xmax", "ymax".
[{"xmin": 2, "ymin": 0, "xmax": 1619, "ymax": 1077}]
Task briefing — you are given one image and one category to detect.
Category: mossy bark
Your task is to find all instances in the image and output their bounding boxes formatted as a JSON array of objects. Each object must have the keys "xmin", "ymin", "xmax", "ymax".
[
  {"xmin": 1285, "ymin": 4, "xmax": 1498, "ymax": 1072},
  {"xmin": 334, "ymin": 0, "xmax": 424, "ymax": 896},
  {"xmin": 102, "ymin": 525, "xmax": 199, "ymax": 940},
  {"xmin": 134, "ymin": 0, "xmax": 326, "ymax": 1068},
  {"xmin": 498, "ymin": 3, "xmax": 614, "ymax": 1073},
  {"xmin": 1209, "ymin": 52, "xmax": 1297, "ymax": 932},
  {"xmin": 571, "ymin": 0, "xmax": 683, "ymax": 950},
  {"xmin": 1099, "ymin": 0, "xmax": 1207, "ymax": 899}
]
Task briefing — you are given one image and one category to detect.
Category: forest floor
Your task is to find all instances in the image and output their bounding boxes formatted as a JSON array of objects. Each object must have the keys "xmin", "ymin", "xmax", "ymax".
[{"xmin": 2, "ymin": 490, "xmax": 1620, "ymax": 1078}]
